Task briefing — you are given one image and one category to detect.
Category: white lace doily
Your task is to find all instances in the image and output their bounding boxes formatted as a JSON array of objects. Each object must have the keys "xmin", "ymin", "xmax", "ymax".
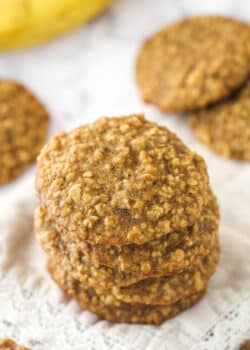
[
  {"xmin": 0, "ymin": 0, "xmax": 250, "ymax": 349},
  {"xmin": 1, "ymin": 143, "xmax": 250, "ymax": 350}
]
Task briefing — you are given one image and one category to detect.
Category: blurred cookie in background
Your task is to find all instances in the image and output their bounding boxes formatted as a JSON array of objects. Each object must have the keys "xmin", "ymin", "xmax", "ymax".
[
  {"xmin": 0, "ymin": 80, "xmax": 50, "ymax": 185},
  {"xmin": 0, "ymin": 339, "xmax": 30, "ymax": 350},
  {"xmin": 240, "ymin": 340, "xmax": 250, "ymax": 350},
  {"xmin": 136, "ymin": 16, "xmax": 250, "ymax": 113},
  {"xmin": 188, "ymin": 80, "xmax": 250, "ymax": 161}
]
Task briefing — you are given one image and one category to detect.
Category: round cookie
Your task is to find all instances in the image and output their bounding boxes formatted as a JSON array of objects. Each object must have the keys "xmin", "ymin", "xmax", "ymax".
[
  {"xmin": 36, "ymin": 114, "xmax": 209, "ymax": 245},
  {"xmin": 136, "ymin": 16, "xmax": 250, "ymax": 112},
  {"xmin": 0, "ymin": 80, "xmax": 50, "ymax": 185},
  {"xmin": 0, "ymin": 339, "xmax": 30, "ymax": 350},
  {"xmin": 35, "ymin": 191, "xmax": 219, "ymax": 277},
  {"xmin": 49, "ymin": 241, "xmax": 219, "ymax": 306},
  {"xmin": 41, "ymin": 233, "xmax": 217, "ymax": 290},
  {"xmin": 48, "ymin": 257, "xmax": 205, "ymax": 325},
  {"xmin": 188, "ymin": 80, "xmax": 250, "ymax": 161},
  {"xmin": 111, "ymin": 243, "xmax": 219, "ymax": 305}
]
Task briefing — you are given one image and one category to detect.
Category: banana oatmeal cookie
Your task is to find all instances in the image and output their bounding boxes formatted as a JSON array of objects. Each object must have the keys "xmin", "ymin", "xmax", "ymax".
[
  {"xmin": 35, "ymin": 208, "xmax": 219, "ymax": 289},
  {"xmin": 36, "ymin": 114, "xmax": 209, "ymax": 245},
  {"xmin": 48, "ymin": 240, "xmax": 219, "ymax": 306},
  {"xmin": 35, "ymin": 191, "xmax": 219, "ymax": 275},
  {"xmin": 136, "ymin": 16, "xmax": 250, "ymax": 112},
  {"xmin": 46, "ymin": 237, "xmax": 217, "ymax": 289},
  {"xmin": 110, "ymin": 242, "xmax": 219, "ymax": 305},
  {"xmin": 0, "ymin": 339, "xmax": 30, "ymax": 350},
  {"xmin": 189, "ymin": 80, "xmax": 250, "ymax": 161},
  {"xmin": 240, "ymin": 340, "xmax": 250, "ymax": 350},
  {"xmin": 0, "ymin": 80, "xmax": 49, "ymax": 185},
  {"xmin": 48, "ymin": 257, "xmax": 205, "ymax": 325}
]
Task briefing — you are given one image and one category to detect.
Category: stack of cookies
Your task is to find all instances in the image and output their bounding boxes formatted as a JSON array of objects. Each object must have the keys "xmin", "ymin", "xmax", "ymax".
[
  {"xmin": 35, "ymin": 114, "xmax": 220, "ymax": 325},
  {"xmin": 136, "ymin": 16, "xmax": 250, "ymax": 161}
]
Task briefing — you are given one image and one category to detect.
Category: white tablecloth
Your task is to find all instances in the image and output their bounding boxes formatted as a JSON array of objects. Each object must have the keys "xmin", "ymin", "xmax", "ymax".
[{"xmin": 0, "ymin": 0, "xmax": 250, "ymax": 349}]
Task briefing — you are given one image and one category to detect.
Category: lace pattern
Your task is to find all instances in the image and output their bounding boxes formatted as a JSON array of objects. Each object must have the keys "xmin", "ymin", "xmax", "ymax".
[
  {"xmin": 0, "ymin": 0, "xmax": 250, "ymax": 348},
  {"xmin": 0, "ymin": 177, "xmax": 250, "ymax": 349}
]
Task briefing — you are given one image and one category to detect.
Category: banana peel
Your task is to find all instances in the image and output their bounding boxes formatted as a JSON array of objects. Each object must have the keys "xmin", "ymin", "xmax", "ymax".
[{"xmin": 0, "ymin": 0, "xmax": 114, "ymax": 51}]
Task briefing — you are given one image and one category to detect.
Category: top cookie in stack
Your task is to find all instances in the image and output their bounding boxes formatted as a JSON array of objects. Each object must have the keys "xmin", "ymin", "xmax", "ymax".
[{"xmin": 35, "ymin": 114, "xmax": 220, "ymax": 325}]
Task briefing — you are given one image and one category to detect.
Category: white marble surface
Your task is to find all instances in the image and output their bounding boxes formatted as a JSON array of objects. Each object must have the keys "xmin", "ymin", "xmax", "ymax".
[
  {"xmin": 1, "ymin": 0, "xmax": 250, "ymax": 200},
  {"xmin": 0, "ymin": 1, "xmax": 250, "ymax": 349}
]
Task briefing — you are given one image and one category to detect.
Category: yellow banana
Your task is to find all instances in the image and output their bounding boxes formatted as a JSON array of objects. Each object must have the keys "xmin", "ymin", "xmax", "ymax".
[{"xmin": 0, "ymin": 0, "xmax": 114, "ymax": 51}]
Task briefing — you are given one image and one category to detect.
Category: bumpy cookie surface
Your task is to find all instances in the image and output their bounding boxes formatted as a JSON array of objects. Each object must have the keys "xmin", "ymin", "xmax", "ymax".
[
  {"xmin": 35, "ymin": 191, "xmax": 219, "ymax": 278},
  {"xmin": 189, "ymin": 80, "xmax": 250, "ymax": 161},
  {"xmin": 0, "ymin": 80, "xmax": 49, "ymax": 185},
  {"xmin": 48, "ymin": 241, "xmax": 219, "ymax": 306},
  {"xmin": 110, "ymin": 243, "xmax": 219, "ymax": 305},
  {"xmin": 36, "ymin": 114, "xmax": 209, "ymax": 245},
  {"xmin": 40, "ymin": 234, "xmax": 217, "ymax": 289},
  {"xmin": 136, "ymin": 16, "xmax": 250, "ymax": 112},
  {"xmin": 36, "ymin": 210, "xmax": 219, "ymax": 291},
  {"xmin": 48, "ymin": 257, "xmax": 205, "ymax": 325},
  {"xmin": 0, "ymin": 339, "xmax": 30, "ymax": 350}
]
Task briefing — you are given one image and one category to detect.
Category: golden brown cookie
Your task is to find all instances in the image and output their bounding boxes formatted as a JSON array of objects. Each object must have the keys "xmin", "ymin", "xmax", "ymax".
[
  {"xmin": 0, "ymin": 339, "xmax": 30, "ymax": 350},
  {"xmin": 48, "ymin": 257, "xmax": 205, "ymax": 325},
  {"xmin": 111, "ymin": 243, "xmax": 219, "ymax": 305},
  {"xmin": 136, "ymin": 16, "xmax": 250, "ymax": 113},
  {"xmin": 47, "ymin": 234, "xmax": 218, "ymax": 290},
  {"xmin": 36, "ymin": 114, "xmax": 209, "ymax": 245},
  {"xmin": 189, "ymin": 80, "xmax": 250, "ymax": 161},
  {"xmin": 240, "ymin": 340, "xmax": 250, "ymax": 350},
  {"xmin": 0, "ymin": 80, "xmax": 49, "ymax": 185},
  {"xmin": 35, "ymin": 192, "xmax": 219, "ymax": 279},
  {"xmin": 49, "ymin": 241, "xmax": 219, "ymax": 306}
]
